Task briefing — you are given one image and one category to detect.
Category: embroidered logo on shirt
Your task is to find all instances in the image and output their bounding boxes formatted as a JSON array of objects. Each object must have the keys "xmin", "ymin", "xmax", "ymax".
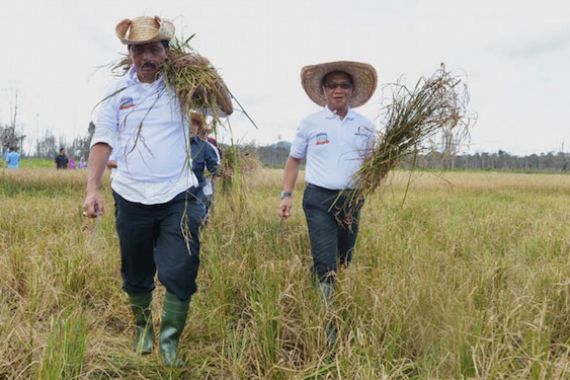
[
  {"xmin": 355, "ymin": 125, "xmax": 373, "ymax": 136},
  {"xmin": 315, "ymin": 133, "xmax": 330, "ymax": 145},
  {"xmin": 119, "ymin": 97, "xmax": 135, "ymax": 110}
]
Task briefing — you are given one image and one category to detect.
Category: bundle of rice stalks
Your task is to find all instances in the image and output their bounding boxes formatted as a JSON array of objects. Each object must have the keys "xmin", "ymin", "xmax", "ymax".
[
  {"xmin": 220, "ymin": 144, "xmax": 261, "ymax": 191},
  {"xmin": 219, "ymin": 144, "xmax": 261, "ymax": 221},
  {"xmin": 164, "ymin": 37, "xmax": 230, "ymax": 124},
  {"xmin": 344, "ymin": 64, "xmax": 472, "ymax": 213},
  {"xmin": 112, "ymin": 36, "xmax": 230, "ymax": 125}
]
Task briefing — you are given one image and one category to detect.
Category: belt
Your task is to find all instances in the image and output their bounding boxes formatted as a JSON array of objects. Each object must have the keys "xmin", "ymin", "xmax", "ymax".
[{"xmin": 306, "ymin": 183, "xmax": 354, "ymax": 193}]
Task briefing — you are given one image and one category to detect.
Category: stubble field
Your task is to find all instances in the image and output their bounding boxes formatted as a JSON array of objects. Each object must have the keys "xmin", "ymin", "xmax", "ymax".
[{"xmin": 2, "ymin": 168, "xmax": 570, "ymax": 379}]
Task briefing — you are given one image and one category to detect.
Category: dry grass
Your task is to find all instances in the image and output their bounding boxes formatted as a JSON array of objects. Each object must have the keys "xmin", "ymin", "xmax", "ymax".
[
  {"xmin": 345, "ymin": 65, "xmax": 472, "ymax": 215},
  {"xmin": 2, "ymin": 168, "xmax": 570, "ymax": 378}
]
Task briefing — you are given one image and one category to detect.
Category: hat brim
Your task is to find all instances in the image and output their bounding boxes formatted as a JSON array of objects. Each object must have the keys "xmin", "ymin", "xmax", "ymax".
[{"xmin": 301, "ymin": 61, "xmax": 377, "ymax": 108}]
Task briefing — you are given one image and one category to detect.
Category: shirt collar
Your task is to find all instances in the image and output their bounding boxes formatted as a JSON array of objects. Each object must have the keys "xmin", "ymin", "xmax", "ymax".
[
  {"xmin": 126, "ymin": 66, "xmax": 165, "ymax": 87},
  {"xmin": 323, "ymin": 106, "xmax": 355, "ymax": 121}
]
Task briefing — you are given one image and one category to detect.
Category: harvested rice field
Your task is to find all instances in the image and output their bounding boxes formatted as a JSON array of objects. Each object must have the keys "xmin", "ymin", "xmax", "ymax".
[{"xmin": 2, "ymin": 168, "xmax": 570, "ymax": 379}]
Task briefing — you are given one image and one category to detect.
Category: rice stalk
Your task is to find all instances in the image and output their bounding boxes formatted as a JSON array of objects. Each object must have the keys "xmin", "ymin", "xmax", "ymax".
[
  {"xmin": 112, "ymin": 37, "xmax": 229, "ymax": 128},
  {"xmin": 220, "ymin": 143, "xmax": 262, "ymax": 224},
  {"xmin": 343, "ymin": 64, "xmax": 473, "ymax": 215}
]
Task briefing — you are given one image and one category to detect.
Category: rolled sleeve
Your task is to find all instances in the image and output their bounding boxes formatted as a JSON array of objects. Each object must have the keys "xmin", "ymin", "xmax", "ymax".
[
  {"xmin": 90, "ymin": 84, "xmax": 123, "ymax": 150},
  {"xmin": 289, "ymin": 121, "xmax": 309, "ymax": 159}
]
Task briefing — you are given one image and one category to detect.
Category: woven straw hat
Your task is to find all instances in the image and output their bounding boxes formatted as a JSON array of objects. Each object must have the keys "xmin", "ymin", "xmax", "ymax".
[
  {"xmin": 116, "ymin": 16, "xmax": 175, "ymax": 45},
  {"xmin": 301, "ymin": 61, "xmax": 377, "ymax": 108},
  {"xmin": 190, "ymin": 112, "xmax": 206, "ymax": 128},
  {"xmin": 190, "ymin": 112, "xmax": 211, "ymax": 134}
]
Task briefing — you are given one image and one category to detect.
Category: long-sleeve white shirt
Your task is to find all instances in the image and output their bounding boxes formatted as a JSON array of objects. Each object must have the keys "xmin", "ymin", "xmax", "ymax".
[{"xmin": 91, "ymin": 67, "xmax": 198, "ymax": 204}]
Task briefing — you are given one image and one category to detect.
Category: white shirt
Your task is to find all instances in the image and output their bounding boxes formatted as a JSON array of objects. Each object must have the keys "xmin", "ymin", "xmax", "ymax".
[
  {"xmin": 91, "ymin": 67, "xmax": 198, "ymax": 204},
  {"xmin": 290, "ymin": 107, "xmax": 375, "ymax": 190},
  {"xmin": 108, "ymin": 151, "xmax": 117, "ymax": 181}
]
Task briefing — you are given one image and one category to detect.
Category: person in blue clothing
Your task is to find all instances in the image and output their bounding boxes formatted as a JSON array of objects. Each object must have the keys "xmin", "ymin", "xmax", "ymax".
[
  {"xmin": 190, "ymin": 111, "xmax": 220, "ymax": 220},
  {"xmin": 5, "ymin": 146, "xmax": 21, "ymax": 169}
]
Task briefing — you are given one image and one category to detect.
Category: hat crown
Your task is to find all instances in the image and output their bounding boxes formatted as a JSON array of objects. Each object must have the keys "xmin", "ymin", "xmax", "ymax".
[
  {"xmin": 127, "ymin": 16, "xmax": 160, "ymax": 40},
  {"xmin": 116, "ymin": 16, "xmax": 175, "ymax": 45}
]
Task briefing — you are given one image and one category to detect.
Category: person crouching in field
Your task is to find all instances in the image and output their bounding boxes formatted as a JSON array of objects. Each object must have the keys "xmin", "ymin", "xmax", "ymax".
[
  {"xmin": 278, "ymin": 61, "xmax": 377, "ymax": 344},
  {"xmin": 82, "ymin": 16, "xmax": 233, "ymax": 367}
]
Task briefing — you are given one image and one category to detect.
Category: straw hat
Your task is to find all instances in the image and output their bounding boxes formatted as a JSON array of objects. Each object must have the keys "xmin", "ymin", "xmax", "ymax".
[
  {"xmin": 190, "ymin": 112, "xmax": 206, "ymax": 128},
  {"xmin": 301, "ymin": 61, "xmax": 377, "ymax": 108},
  {"xmin": 116, "ymin": 16, "xmax": 175, "ymax": 45},
  {"xmin": 190, "ymin": 112, "xmax": 212, "ymax": 134}
]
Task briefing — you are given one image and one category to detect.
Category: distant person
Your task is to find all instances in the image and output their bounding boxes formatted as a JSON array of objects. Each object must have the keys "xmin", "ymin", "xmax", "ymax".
[
  {"xmin": 190, "ymin": 112, "xmax": 220, "ymax": 221},
  {"xmin": 5, "ymin": 146, "xmax": 21, "ymax": 169},
  {"xmin": 196, "ymin": 115, "xmax": 221, "ymax": 217},
  {"xmin": 278, "ymin": 61, "xmax": 377, "ymax": 345},
  {"xmin": 199, "ymin": 124, "xmax": 221, "ymax": 158},
  {"xmin": 78, "ymin": 156, "xmax": 87, "ymax": 169},
  {"xmin": 55, "ymin": 148, "xmax": 69, "ymax": 169},
  {"xmin": 68, "ymin": 156, "xmax": 77, "ymax": 170}
]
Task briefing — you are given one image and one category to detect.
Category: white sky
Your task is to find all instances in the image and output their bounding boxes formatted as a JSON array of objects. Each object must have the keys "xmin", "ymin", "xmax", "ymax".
[{"xmin": 1, "ymin": 0, "xmax": 569, "ymax": 155}]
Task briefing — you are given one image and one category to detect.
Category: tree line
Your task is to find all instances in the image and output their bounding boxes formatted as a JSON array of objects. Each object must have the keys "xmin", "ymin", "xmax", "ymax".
[
  {"xmin": 3, "ymin": 122, "xmax": 570, "ymax": 173},
  {"xmin": 1, "ymin": 122, "xmax": 95, "ymax": 160},
  {"xmin": 255, "ymin": 145, "xmax": 570, "ymax": 173}
]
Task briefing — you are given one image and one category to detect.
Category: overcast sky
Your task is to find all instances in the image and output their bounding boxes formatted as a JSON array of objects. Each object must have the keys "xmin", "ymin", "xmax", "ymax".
[{"xmin": 2, "ymin": 0, "xmax": 569, "ymax": 155}]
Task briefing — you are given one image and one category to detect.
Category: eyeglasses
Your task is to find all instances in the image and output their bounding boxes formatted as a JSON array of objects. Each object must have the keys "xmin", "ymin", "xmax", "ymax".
[{"xmin": 324, "ymin": 82, "xmax": 352, "ymax": 90}]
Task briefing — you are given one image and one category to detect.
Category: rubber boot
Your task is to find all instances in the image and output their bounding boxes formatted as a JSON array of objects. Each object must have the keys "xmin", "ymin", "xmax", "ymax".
[
  {"xmin": 318, "ymin": 282, "xmax": 337, "ymax": 348},
  {"xmin": 318, "ymin": 282, "xmax": 334, "ymax": 305},
  {"xmin": 159, "ymin": 292, "xmax": 190, "ymax": 367},
  {"xmin": 128, "ymin": 292, "xmax": 154, "ymax": 355}
]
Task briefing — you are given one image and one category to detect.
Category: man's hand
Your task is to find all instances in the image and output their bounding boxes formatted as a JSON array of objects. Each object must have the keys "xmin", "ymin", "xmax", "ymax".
[
  {"xmin": 172, "ymin": 54, "xmax": 210, "ymax": 72},
  {"xmin": 83, "ymin": 190, "xmax": 104, "ymax": 218},
  {"xmin": 278, "ymin": 197, "xmax": 293, "ymax": 219}
]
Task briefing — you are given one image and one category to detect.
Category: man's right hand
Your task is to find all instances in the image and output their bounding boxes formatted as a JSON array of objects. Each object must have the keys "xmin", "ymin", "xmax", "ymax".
[
  {"xmin": 278, "ymin": 197, "xmax": 293, "ymax": 219},
  {"xmin": 83, "ymin": 191, "xmax": 104, "ymax": 218}
]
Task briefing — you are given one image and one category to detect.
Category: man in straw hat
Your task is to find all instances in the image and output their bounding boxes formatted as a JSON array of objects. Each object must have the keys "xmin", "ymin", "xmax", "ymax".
[
  {"xmin": 83, "ymin": 16, "xmax": 232, "ymax": 366},
  {"xmin": 278, "ymin": 61, "xmax": 377, "ymax": 341}
]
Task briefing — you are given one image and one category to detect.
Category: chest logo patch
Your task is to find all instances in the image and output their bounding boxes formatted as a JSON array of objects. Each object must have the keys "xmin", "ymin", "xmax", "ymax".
[
  {"xmin": 119, "ymin": 97, "xmax": 135, "ymax": 110},
  {"xmin": 355, "ymin": 125, "xmax": 373, "ymax": 136},
  {"xmin": 315, "ymin": 133, "xmax": 330, "ymax": 145}
]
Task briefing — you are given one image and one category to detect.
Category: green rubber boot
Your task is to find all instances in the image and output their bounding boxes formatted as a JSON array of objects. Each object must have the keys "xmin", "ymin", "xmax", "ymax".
[
  {"xmin": 159, "ymin": 292, "xmax": 190, "ymax": 367},
  {"xmin": 128, "ymin": 292, "xmax": 154, "ymax": 355},
  {"xmin": 318, "ymin": 282, "xmax": 337, "ymax": 348}
]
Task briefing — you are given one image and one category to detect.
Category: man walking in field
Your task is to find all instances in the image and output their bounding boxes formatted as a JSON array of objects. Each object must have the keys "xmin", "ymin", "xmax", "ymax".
[
  {"xmin": 83, "ymin": 16, "xmax": 232, "ymax": 366},
  {"xmin": 278, "ymin": 61, "xmax": 377, "ymax": 343}
]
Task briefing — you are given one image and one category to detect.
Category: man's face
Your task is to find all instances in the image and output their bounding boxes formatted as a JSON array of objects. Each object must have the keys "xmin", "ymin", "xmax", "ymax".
[
  {"xmin": 322, "ymin": 72, "xmax": 353, "ymax": 112},
  {"xmin": 129, "ymin": 42, "xmax": 168, "ymax": 82},
  {"xmin": 191, "ymin": 120, "xmax": 200, "ymax": 136}
]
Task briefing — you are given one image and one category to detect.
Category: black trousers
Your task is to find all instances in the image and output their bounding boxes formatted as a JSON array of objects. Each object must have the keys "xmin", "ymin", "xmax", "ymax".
[
  {"xmin": 113, "ymin": 190, "xmax": 205, "ymax": 301},
  {"xmin": 302, "ymin": 184, "xmax": 363, "ymax": 283}
]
